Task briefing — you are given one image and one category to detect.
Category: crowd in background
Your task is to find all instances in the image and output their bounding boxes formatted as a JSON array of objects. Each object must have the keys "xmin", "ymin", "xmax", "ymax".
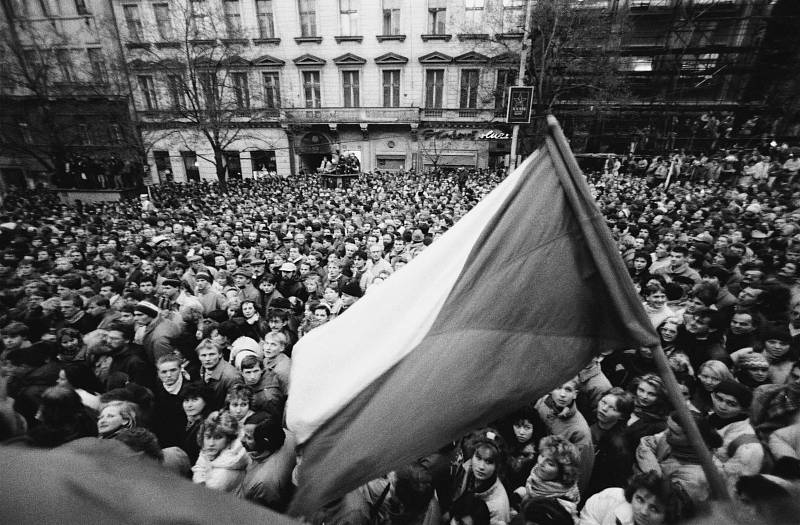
[{"xmin": 0, "ymin": 157, "xmax": 800, "ymax": 524}]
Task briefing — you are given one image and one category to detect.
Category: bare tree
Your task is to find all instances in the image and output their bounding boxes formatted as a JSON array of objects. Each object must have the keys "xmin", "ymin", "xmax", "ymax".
[
  {"xmin": 0, "ymin": 0, "xmax": 141, "ymax": 183},
  {"xmin": 126, "ymin": 0, "xmax": 280, "ymax": 190},
  {"xmin": 418, "ymin": 134, "xmax": 457, "ymax": 171}
]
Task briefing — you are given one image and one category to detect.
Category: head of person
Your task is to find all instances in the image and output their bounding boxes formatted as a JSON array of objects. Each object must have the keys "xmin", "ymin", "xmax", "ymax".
[
  {"xmin": 685, "ymin": 307, "xmax": 718, "ymax": 337},
  {"xmin": 645, "ymin": 283, "xmax": 668, "ymax": 309},
  {"xmin": 247, "ymin": 417, "xmax": 286, "ymax": 455},
  {"xmin": 730, "ymin": 311, "xmax": 757, "ymax": 336},
  {"xmin": 202, "ymin": 410, "xmax": 240, "ymax": 461},
  {"xmin": 624, "ymin": 471, "xmax": 695, "ymax": 525},
  {"xmin": 240, "ymin": 300, "xmax": 258, "ymax": 319},
  {"xmin": 313, "ymin": 303, "xmax": 330, "ymax": 323},
  {"xmin": 36, "ymin": 385, "xmax": 89, "ymax": 430},
  {"xmin": 156, "ymin": 354, "xmax": 183, "ymax": 388},
  {"xmin": 133, "ymin": 301, "xmax": 160, "ymax": 326},
  {"xmin": 549, "ymin": 379, "xmax": 578, "ymax": 410},
  {"xmin": 737, "ymin": 352, "xmax": 771, "ymax": 386},
  {"xmin": 106, "ymin": 323, "xmax": 133, "ymax": 352},
  {"xmin": 97, "ymin": 400, "xmax": 139, "ymax": 438},
  {"xmin": 449, "ymin": 493, "xmax": 491, "ymax": 525},
  {"xmin": 711, "ymin": 379, "xmax": 753, "ymax": 420},
  {"xmin": 263, "ymin": 331, "xmax": 287, "ymax": 359},
  {"xmin": 670, "ymin": 246, "xmax": 689, "ymax": 268},
  {"xmin": 510, "ymin": 405, "xmax": 538, "ymax": 446},
  {"xmin": 633, "ymin": 374, "xmax": 667, "ymax": 411},
  {"xmin": 195, "ymin": 338, "xmax": 222, "ymax": 371},
  {"xmin": 596, "ymin": 387, "xmax": 636, "ymax": 429},
  {"xmin": 533, "ymin": 435, "xmax": 580, "ymax": 487},
  {"xmin": 267, "ymin": 309, "xmax": 289, "ymax": 332},
  {"xmin": 657, "ymin": 317, "xmax": 681, "ymax": 344},
  {"xmin": 57, "ymin": 363, "xmax": 99, "ymax": 393},
  {"xmin": 389, "ymin": 463, "xmax": 435, "ymax": 519},
  {"xmin": 697, "ymin": 360, "xmax": 733, "ymax": 392},
  {"xmin": 181, "ymin": 381, "xmax": 210, "ymax": 420},
  {"xmin": 225, "ymin": 384, "xmax": 254, "ymax": 420},
  {"xmin": 469, "ymin": 429, "xmax": 505, "ymax": 484},
  {"xmin": 760, "ymin": 325, "xmax": 794, "ymax": 362},
  {"xmin": 238, "ymin": 354, "xmax": 264, "ymax": 386}
]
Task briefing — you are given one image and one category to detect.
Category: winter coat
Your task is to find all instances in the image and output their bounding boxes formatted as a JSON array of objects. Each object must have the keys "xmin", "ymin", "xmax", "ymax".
[
  {"xmin": 237, "ymin": 432, "xmax": 297, "ymax": 511},
  {"xmin": 713, "ymin": 418, "xmax": 764, "ymax": 478},
  {"xmin": 769, "ymin": 421, "xmax": 800, "ymax": 459},
  {"xmin": 192, "ymin": 438, "xmax": 251, "ymax": 493},
  {"xmin": 586, "ymin": 421, "xmax": 634, "ymax": 499},
  {"xmin": 141, "ymin": 316, "xmax": 182, "ymax": 365},
  {"xmin": 451, "ymin": 460, "xmax": 511, "ymax": 525},
  {"xmin": 635, "ymin": 431, "xmax": 710, "ymax": 502},
  {"xmin": 578, "ymin": 487, "xmax": 635, "ymax": 525}
]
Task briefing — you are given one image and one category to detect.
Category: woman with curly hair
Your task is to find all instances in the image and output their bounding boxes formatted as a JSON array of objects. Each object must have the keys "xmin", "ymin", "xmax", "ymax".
[
  {"xmin": 515, "ymin": 435, "xmax": 582, "ymax": 519},
  {"xmin": 191, "ymin": 409, "xmax": 251, "ymax": 493},
  {"xmin": 579, "ymin": 471, "xmax": 695, "ymax": 525}
]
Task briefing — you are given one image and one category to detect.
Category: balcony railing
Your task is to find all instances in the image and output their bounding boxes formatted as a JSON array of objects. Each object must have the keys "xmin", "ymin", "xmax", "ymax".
[
  {"xmin": 138, "ymin": 107, "xmax": 281, "ymax": 121},
  {"xmin": 421, "ymin": 108, "xmax": 502, "ymax": 122},
  {"xmin": 285, "ymin": 107, "xmax": 419, "ymax": 124}
]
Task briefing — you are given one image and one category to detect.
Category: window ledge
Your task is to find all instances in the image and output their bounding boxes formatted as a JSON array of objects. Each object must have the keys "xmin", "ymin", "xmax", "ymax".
[
  {"xmin": 221, "ymin": 38, "xmax": 249, "ymax": 46},
  {"xmin": 190, "ymin": 39, "xmax": 217, "ymax": 46},
  {"xmin": 294, "ymin": 36, "xmax": 323, "ymax": 44},
  {"xmin": 458, "ymin": 33, "xmax": 489, "ymax": 41},
  {"xmin": 253, "ymin": 37, "xmax": 281, "ymax": 45},
  {"xmin": 154, "ymin": 41, "xmax": 181, "ymax": 49},
  {"xmin": 376, "ymin": 34, "xmax": 406, "ymax": 42},
  {"xmin": 496, "ymin": 33, "xmax": 524, "ymax": 40},
  {"xmin": 125, "ymin": 42, "xmax": 151, "ymax": 49},
  {"xmin": 335, "ymin": 35, "xmax": 363, "ymax": 43},
  {"xmin": 421, "ymin": 34, "xmax": 452, "ymax": 42}
]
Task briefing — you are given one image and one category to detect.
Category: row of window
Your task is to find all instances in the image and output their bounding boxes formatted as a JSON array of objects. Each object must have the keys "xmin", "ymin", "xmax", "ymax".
[
  {"xmin": 154, "ymin": 150, "xmax": 277, "ymax": 181},
  {"xmin": 121, "ymin": 0, "xmax": 528, "ymax": 42},
  {"xmin": 24, "ymin": 47, "xmax": 108, "ymax": 84},
  {"xmin": 136, "ymin": 68, "xmax": 516, "ymax": 111},
  {"xmin": 12, "ymin": 0, "xmax": 90, "ymax": 18}
]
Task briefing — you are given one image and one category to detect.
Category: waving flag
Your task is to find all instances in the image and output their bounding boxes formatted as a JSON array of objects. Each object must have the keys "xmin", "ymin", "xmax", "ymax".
[{"xmin": 286, "ymin": 117, "xmax": 659, "ymax": 516}]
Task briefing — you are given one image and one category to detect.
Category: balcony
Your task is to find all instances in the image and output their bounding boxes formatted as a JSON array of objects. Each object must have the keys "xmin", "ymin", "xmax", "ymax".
[
  {"xmin": 284, "ymin": 107, "xmax": 419, "ymax": 125},
  {"xmin": 421, "ymin": 108, "xmax": 501, "ymax": 122},
  {"xmin": 138, "ymin": 107, "xmax": 281, "ymax": 124}
]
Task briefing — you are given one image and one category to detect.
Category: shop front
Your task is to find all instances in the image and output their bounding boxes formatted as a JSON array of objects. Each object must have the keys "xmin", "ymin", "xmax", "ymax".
[{"xmin": 418, "ymin": 127, "xmax": 512, "ymax": 171}]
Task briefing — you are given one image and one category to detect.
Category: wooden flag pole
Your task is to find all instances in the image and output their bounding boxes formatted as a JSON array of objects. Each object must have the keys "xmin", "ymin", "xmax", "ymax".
[{"xmin": 650, "ymin": 343, "xmax": 731, "ymax": 501}]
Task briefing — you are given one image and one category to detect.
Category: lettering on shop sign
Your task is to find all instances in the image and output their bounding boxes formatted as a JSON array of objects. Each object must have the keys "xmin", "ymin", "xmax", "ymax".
[{"xmin": 421, "ymin": 129, "xmax": 511, "ymax": 141}]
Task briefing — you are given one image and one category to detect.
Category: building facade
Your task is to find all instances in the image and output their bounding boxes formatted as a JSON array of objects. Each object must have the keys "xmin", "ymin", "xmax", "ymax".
[
  {"xmin": 0, "ymin": 0, "xmax": 141, "ymax": 189},
  {"xmin": 110, "ymin": 0, "xmax": 528, "ymax": 181}
]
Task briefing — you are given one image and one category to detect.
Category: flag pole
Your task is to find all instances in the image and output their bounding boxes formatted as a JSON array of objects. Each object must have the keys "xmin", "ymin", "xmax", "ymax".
[
  {"xmin": 546, "ymin": 114, "xmax": 730, "ymax": 501},
  {"xmin": 650, "ymin": 342, "xmax": 731, "ymax": 500}
]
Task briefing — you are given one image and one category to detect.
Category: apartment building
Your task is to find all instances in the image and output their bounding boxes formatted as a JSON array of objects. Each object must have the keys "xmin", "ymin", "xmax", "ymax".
[
  {"xmin": 111, "ymin": 0, "xmax": 529, "ymax": 181},
  {"xmin": 0, "ymin": 0, "xmax": 139, "ymax": 188}
]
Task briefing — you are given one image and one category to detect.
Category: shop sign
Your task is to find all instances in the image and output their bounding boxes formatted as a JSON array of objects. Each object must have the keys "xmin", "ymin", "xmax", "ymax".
[{"xmin": 421, "ymin": 129, "xmax": 511, "ymax": 141}]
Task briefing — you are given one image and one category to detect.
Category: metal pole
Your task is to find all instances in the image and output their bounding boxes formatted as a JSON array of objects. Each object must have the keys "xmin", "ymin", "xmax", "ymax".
[
  {"xmin": 509, "ymin": 0, "xmax": 535, "ymax": 170},
  {"xmin": 650, "ymin": 343, "xmax": 731, "ymax": 501}
]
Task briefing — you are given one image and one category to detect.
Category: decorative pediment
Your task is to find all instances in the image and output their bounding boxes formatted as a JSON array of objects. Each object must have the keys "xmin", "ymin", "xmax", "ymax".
[
  {"xmin": 374, "ymin": 52, "xmax": 409, "ymax": 65},
  {"xmin": 454, "ymin": 51, "xmax": 489, "ymax": 64},
  {"xmin": 193, "ymin": 57, "xmax": 219, "ymax": 69},
  {"xmin": 158, "ymin": 58, "xmax": 185, "ymax": 70},
  {"xmin": 222, "ymin": 55, "xmax": 250, "ymax": 67},
  {"xmin": 333, "ymin": 53, "xmax": 366, "ymax": 66},
  {"xmin": 490, "ymin": 52, "xmax": 519, "ymax": 65},
  {"xmin": 418, "ymin": 51, "xmax": 453, "ymax": 64},
  {"xmin": 127, "ymin": 59, "xmax": 156, "ymax": 70},
  {"xmin": 293, "ymin": 53, "xmax": 326, "ymax": 66},
  {"xmin": 253, "ymin": 54, "xmax": 285, "ymax": 67}
]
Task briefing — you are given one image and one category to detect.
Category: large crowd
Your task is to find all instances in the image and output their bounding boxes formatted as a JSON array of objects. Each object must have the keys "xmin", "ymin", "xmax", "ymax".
[{"xmin": 1, "ymin": 152, "xmax": 800, "ymax": 525}]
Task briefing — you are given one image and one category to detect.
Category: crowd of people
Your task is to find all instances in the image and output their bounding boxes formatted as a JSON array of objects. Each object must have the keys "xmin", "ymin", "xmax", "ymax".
[{"xmin": 1, "ymin": 154, "xmax": 800, "ymax": 524}]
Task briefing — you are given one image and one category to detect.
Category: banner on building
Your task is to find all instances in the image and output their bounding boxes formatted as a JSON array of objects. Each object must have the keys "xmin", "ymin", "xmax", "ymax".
[{"xmin": 507, "ymin": 86, "xmax": 534, "ymax": 124}]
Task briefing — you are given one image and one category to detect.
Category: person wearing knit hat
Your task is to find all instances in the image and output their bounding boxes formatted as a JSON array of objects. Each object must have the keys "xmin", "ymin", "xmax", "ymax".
[
  {"xmin": 134, "ymin": 301, "xmax": 160, "ymax": 320},
  {"xmin": 133, "ymin": 300, "xmax": 182, "ymax": 364},
  {"xmin": 736, "ymin": 352, "xmax": 771, "ymax": 389},
  {"xmin": 709, "ymin": 379, "xmax": 764, "ymax": 479}
]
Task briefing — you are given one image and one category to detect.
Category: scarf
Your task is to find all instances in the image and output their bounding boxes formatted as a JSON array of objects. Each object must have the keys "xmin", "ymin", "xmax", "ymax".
[
  {"xmin": 766, "ymin": 382, "xmax": 800, "ymax": 421},
  {"xmin": 525, "ymin": 468, "xmax": 580, "ymax": 503},
  {"xmin": 544, "ymin": 395, "xmax": 577, "ymax": 420},
  {"xmin": 163, "ymin": 373, "xmax": 184, "ymax": 395}
]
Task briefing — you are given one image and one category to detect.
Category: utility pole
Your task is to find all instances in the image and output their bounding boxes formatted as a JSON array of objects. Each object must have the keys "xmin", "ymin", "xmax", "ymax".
[{"xmin": 508, "ymin": 0, "xmax": 535, "ymax": 170}]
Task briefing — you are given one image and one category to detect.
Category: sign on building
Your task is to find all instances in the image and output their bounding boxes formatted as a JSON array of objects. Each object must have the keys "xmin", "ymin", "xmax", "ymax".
[{"xmin": 506, "ymin": 87, "xmax": 534, "ymax": 124}]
